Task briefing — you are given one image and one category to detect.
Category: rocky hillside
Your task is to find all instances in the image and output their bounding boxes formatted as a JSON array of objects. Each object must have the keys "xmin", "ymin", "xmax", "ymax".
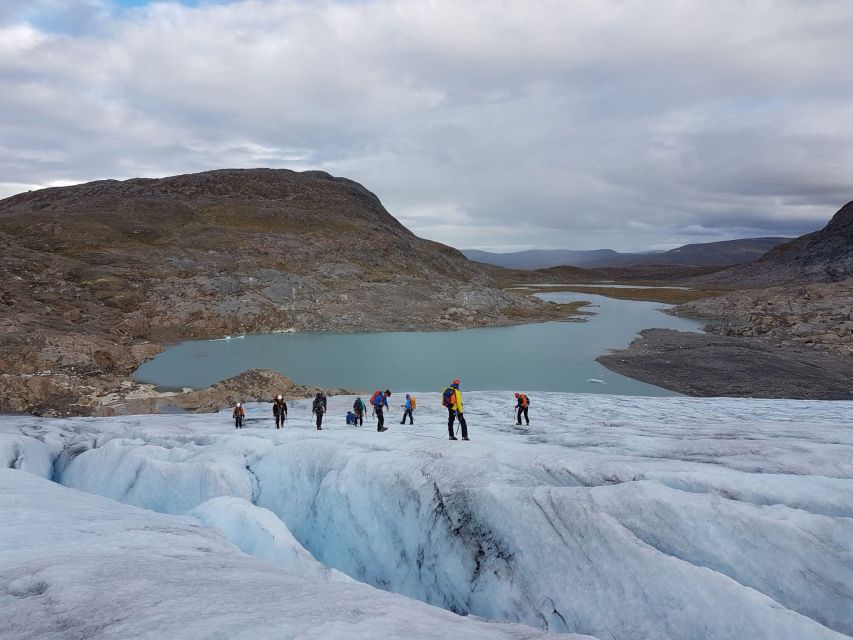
[
  {"xmin": 698, "ymin": 201, "xmax": 853, "ymax": 285},
  {"xmin": 0, "ymin": 169, "xmax": 571, "ymax": 415}
]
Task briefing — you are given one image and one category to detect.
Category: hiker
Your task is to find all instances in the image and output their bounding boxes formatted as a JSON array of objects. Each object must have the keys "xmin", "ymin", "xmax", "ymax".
[
  {"xmin": 443, "ymin": 379, "xmax": 469, "ymax": 441},
  {"xmin": 400, "ymin": 393, "xmax": 415, "ymax": 425},
  {"xmin": 233, "ymin": 402, "xmax": 245, "ymax": 429},
  {"xmin": 312, "ymin": 391, "xmax": 327, "ymax": 430},
  {"xmin": 514, "ymin": 392, "xmax": 530, "ymax": 426},
  {"xmin": 272, "ymin": 394, "xmax": 288, "ymax": 429},
  {"xmin": 370, "ymin": 389, "xmax": 391, "ymax": 432},
  {"xmin": 352, "ymin": 397, "xmax": 366, "ymax": 426}
]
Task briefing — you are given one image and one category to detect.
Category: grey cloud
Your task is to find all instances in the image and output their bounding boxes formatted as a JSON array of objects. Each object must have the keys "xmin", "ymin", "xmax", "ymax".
[{"xmin": 1, "ymin": 0, "xmax": 851, "ymax": 251}]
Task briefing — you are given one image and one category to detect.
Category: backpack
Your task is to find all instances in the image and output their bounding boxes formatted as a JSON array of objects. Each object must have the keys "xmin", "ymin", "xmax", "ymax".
[
  {"xmin": 353, "ymin": 399, "xmax": 365, "ymax": 413},
  {"xmin": 370, "ymin": 390, "xmax": 383, "ymax": 407},
  {"xmin": 410, "ymin": 396, "xmax": 416, "ymax": 410},
  {"xmin": 442, "ymin": 387, "xmax": 455, "ymax": 408},
  {"xmin": 346, "ymin": 411, "xmax": 356, "ymax": 425},
  {"xmin": 520, "ymin": 394, "xmax": 529, "ymax": 407}
]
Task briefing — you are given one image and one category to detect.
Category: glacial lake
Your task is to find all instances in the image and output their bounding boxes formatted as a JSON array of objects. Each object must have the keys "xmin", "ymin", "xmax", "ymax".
[{"xmin": 134, "ymin": 292, "xmax": 704, "ymax": 397}]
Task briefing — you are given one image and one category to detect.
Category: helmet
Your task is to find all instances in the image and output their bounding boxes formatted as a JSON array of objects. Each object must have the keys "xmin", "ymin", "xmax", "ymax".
[
  {"xmin": 385, "ymin": 389, "xmax": 391, "ymax": 396},
  {"xmin": 453, "ymin": 379, "xmax": 460, "ymax": 385},
  {"xmin": 236, "ymin": 402, "xmax": 241, "ymax": 407},
  {"xmin": 514, "ymin": 392, "xmax": 520, "ymax": 398},
  {"xmin": 277, "ymin": 395, "xmax": 282, "ymax": 400}
]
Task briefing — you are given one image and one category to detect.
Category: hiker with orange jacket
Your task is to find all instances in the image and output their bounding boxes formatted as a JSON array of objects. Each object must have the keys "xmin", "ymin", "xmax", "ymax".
[
  {"xmin": 233, "ymin": 402, "xmax": 245, "ymax": 429},
  {"xmin": 514, "ymin": 392, "xmax": 530, "ymax": 426}
]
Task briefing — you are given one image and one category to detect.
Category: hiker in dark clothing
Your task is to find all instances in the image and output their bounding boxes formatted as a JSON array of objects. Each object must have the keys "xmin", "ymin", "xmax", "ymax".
[
  {"xmin": 514, "ymin": 392, "xmax": 530, "ymax": 426},
  {"xmin": 353, "ymin": 397, "xmax": 366, "ymax": 426},
  {"xmin": 312, "ymin": 392, "xmax": 327, "ymax": 430},
  {"xmin": 444, "ymin": 380, "xmax": 469, "ymax": 441},
  {"xmin": 371, "ymin": 389, "xmax": 391, "ymax": 432},
  {"xmin": 233, "ymin": 402, "xmax": 245, "ymax": 429},
  {"xmin": 400, "ymin": 393, "xmax": 415, "ymax": 425},
  {"xmin": 273, "ymin": 394, "xmax": 288, "ymax": 429}
]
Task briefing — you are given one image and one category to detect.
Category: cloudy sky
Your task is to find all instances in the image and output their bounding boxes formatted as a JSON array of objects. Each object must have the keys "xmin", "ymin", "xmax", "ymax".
[{"xmin": 1, "ymin": 0, "xmax": 851, "ymax": 251}]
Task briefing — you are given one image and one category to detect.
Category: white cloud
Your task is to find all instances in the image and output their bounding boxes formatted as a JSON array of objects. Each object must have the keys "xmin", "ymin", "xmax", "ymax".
[{"xmin": 1, "ymin": 0, "xmax": 851, "ymax": 250}]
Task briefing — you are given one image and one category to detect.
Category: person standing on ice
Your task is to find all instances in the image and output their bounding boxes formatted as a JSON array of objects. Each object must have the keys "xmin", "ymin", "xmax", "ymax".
[
  {"xmin": 232, "ymin": 402, "xmax": 245, "ymax": 429},
  {"xmin": 444, "ymin": 380, "xmax": 469, "ymax": 441},
  {"xmin": 370, "ymin": 389, "xmax": 391, "ymax": 432},
  {"xmin": 400, "ymin": 393, "xmax": 415, "ymax": 425},
  {"xmin": 352, "ymin": 397, "xmax": 366, "ymax": 426},
  {"xmin": 272, "ymin": 395, "xmax": 287, "ymax": 429},
  {"xmin": 312, "ymin": 392, "xmax": 327, "ymax": 430},
  {"xmin": 514, "ymin": 392, "xmax": 530, "ymax": 426}
]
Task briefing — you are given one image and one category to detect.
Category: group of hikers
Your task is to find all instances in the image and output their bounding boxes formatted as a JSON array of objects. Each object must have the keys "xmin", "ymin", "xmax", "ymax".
[{"xmin": 231, "ymin": 381, "xmax": 532, "ymax": 441}]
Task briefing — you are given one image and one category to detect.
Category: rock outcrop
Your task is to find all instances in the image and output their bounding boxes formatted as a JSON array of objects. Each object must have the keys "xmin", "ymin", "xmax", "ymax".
[
  {"xmin": 94, "ymin": 368, "xmax": 356, "ymax": 416},
  {"xmin": 0, "ymin": 169, "xmax": 574, "ymax": 415},
  {"xmin": 675, "ymin": 278, "xmax": 853, "ymax": 358}
]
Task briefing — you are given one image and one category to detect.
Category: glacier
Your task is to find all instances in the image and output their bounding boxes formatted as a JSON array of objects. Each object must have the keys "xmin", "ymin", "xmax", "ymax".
[{"xmin": 1, "ymin": 391, "xmax": 852, "ymax": 640}]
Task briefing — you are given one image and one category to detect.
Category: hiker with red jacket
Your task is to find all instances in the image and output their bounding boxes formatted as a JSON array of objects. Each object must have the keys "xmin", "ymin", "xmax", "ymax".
[
  {"xmin": 514, "ymin": 392, "xmax": 530, "ymax": 426},
  {"xmin": 443, "ymin": 379, "xmax": 469, "ymax": 441},
  {"xmin": 233, "ymin": 402, "xmax": 245, "ymax": 429},
  {"xmin": 370, "ymin": 389, "xmax": 391, "ymax": 432}
]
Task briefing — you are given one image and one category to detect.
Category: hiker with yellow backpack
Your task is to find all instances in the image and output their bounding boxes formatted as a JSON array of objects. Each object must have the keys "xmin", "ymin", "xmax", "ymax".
[
  {"xmin": 400, "ymin": 393, "xmax": 416, "ymax": 424},
  {"xmin": 442, "ymin": 379, "xmax": 469, "ymax": 441}
]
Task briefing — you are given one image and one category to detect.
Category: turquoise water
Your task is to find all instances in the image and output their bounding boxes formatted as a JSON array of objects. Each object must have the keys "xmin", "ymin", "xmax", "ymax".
[{"xmin": 134, "ymin": 292, "xmax": 704, "ymax": 396}]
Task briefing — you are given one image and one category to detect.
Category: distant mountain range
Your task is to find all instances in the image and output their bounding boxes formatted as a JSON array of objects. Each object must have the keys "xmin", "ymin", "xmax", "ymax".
[{"xmin": 463, "ymin": 237, "xmax": 793, "ymax": 270}]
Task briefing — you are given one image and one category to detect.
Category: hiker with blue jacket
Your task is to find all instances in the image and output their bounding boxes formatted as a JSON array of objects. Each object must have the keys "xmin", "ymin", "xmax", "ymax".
[
  {"xmin": 400, "ymin": 393, "xmax": 415, "ymax": 425},
  {"xmin": 370, "ymin": 389, "xmax": 391, "ymax": 432}
]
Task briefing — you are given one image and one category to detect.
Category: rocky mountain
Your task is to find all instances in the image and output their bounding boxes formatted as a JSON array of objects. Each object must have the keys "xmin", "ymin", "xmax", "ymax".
[
  {"xmin": 465, "ymin": 237, "xmax": 790, "ymax": 270},
  {"xmin": 0, "ymin": 169, "xmax": 571, "ymax": 415},
  {"xmin": 698, "ymin": 201, "xmax": 853, "ymax": 285}
]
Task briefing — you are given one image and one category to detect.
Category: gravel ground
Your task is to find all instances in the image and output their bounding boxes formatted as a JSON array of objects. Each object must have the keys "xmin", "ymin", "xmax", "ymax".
[{"xmin": 597, "ymin": 328, "xmax": 853, "ymax": 400}]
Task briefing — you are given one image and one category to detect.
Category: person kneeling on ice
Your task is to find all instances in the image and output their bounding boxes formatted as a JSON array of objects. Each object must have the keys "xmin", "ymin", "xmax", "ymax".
[
  {"xmin": 233, "ymin": 402, "xmax": 245, "ymax": 429},
  {"xmin": 370, "ymin": 389, "xmax": 391, "ymax": 432},
  {"xmin": 400, "ymin": 393, "xmax": 416, "ymax": 425},
  {"xmin": 352, "ymin": 397, "xmax": 366, "ymax": 426},
  {"xmin": 272, "ymin": 394, "xmax": 287, "ymax": 429},
  {"xmin": 514, "ymin": 392, "xmax": 530, "ymax": 426},
  {"xmin": 312, "ymin": 391, "xmax": 327, "ymax": 430},
  {"xmin": 443, "ymin": 380, "xmax": 469, "ymax": 441}
]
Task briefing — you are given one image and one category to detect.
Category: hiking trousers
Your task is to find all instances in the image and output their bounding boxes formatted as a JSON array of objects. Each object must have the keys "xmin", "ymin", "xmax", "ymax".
[
  {"xmin": 234, "ymin": 416, "xmax": 243, "ymax": 429},
  {"xmin": 315, "ymin": 412, "xmax": 324, "ymax": 430},
  {"xmin": 401, "ymin": 408, "xmax": 414, "ymax": 424},
  {"xmin": 275, "ymin": 414, "xmax": 286, "ymax": 429},
  {"xmin": 354, "ymin": 412, "xmax": 363, "ymax": 426},
  {"xmin": 448, "ymin": 409, "xmax": 468, "ymax": 439},
  {"xmin": 376, "ymin": 406, "xmax": 385, "ymax": 431},
  {"xmin": 516, "ymin": 406, "xmax": 529, "ymax": 425}
]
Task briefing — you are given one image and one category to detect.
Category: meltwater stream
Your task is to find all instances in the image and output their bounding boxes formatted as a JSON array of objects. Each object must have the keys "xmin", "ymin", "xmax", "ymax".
[{"xmin": 134, "ymin": 292, "xmax": 704, "ymax": 396}]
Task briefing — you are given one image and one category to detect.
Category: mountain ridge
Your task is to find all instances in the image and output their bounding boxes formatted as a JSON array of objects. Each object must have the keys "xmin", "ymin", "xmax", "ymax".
[{"xmin": 463, "ymin": 237, "xmax": 792, "ymax": 270}]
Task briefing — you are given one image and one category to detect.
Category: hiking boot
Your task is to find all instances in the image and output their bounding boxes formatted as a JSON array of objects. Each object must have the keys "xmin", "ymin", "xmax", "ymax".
[
  {"xmin": 449, "ymin": 436, "xmax": 458, "ymax": 440},
  {"xmin": 462, "ymin": 437, "xmax": 470, "ymax": 441}
]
